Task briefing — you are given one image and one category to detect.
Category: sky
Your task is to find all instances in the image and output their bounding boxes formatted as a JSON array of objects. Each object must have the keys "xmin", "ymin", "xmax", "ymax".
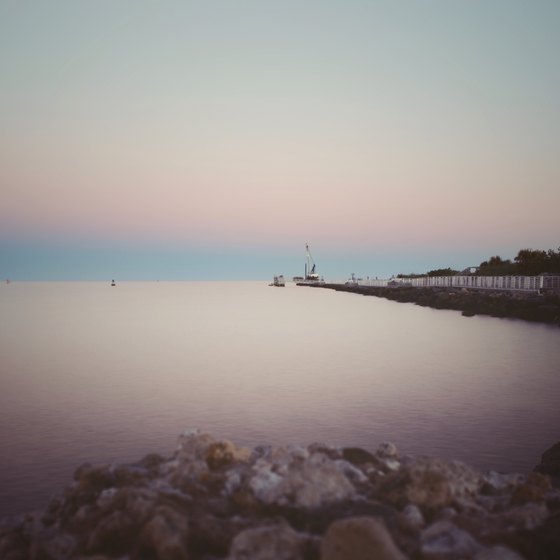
[{"xmin": 1, "ymin": 0, "xmax": 559, "ymax": 281}]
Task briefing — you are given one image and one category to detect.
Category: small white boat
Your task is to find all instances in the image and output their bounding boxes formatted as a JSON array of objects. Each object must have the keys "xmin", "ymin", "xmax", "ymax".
[{"xmin": 270, "ymin": 275, "xmax": 285, "ymax": 287}]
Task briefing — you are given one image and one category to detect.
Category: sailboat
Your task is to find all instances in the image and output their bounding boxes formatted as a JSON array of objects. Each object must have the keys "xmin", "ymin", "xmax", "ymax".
[{"xmin": 295, "ymin": 244, "xmax": 325, "ymax": 285}]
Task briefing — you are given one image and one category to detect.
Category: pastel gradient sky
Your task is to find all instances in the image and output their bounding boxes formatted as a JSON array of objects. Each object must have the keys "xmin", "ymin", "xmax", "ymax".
[{"xmin": 1, "ymin": 1, "xmax": 559, "ymax": 280}]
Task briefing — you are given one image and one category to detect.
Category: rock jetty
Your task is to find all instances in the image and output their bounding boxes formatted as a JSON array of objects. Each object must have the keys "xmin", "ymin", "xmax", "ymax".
[
  {"xmin": 308, "ymin": 284, "xmax": 560, "ymax": 325},
  {"xmin": 1, "ymin": 430, "xmax": 559, "ymax": 559}
]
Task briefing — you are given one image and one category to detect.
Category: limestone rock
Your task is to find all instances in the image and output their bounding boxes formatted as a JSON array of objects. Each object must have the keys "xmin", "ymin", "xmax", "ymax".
[
  {"xmin": 321, "ymin": 516, "xmax": 407, "ymax": 560},
  {"xmin": 529, "ymin": 512, "xmax": 560, "ymax": 560},
  {"xmin": 333, "ymin": 459, "xmax": 368, "ymax": 484},
  {"xmin": 420, "ymin": 520, "xmax": 482, "ymax": 559},
  {"xmin": 499, "ymin": 502, "xmax": 549, "ymax": 531},
  {"xmin": 84, "ymin": 510, "xmax": 136, "ymax": 555},
  {"xmin": 206, "ymin": 441, "xmax": 251, "ymax": 470},
  {"xmin": 28, "ymin": 529, "xmax": 77, "ymax": 560},
  {"xmin": 474, "ymin": 546, "xmax": 525, "ymax": 560},
  {"xmin": 481, "ymin": 471, "xmax": 525, "ymax": 495},
  {"xmin": 378, "ymin": 442, "xmax": 399, "ymax": 459},
  {"xmin": 401, "ymin": 504, "xmax": 425, "ymax": 530},
  {"xmin": 248, "ymin": 450, "xmax": 355, "ymax": 508},
  {"xmin": 342, "ymin": 447, "xmax": 376, "ymax": 465},
  {"xmin": 534, "ymin": 441, "xmax": 560, "ymax": 478},
  {"xmin": 510, "ymin": 472, "xmax": 551, "ymax": 505},
  {"xmin": 308, "ymin": 442, "xmax": 342, "ymax": 461},
  {"xmin": 72, "ymin": 463, "xmax": 116, "ymax": 499},
  {"xmin": 3, "ymin": 430, "xmax": 560, "ymax": 560},
  {"xmin": 377, "ymin": 458, "xmax": 481, "ymax": 512},
  {"xmin": 228, "ymin": 522, "xmax": 310, "ymax": 560},
  {"xmin": 176, "ymin": 429, "xmax": 216, "ymax": 462},
  {"xmin": 139, "ymin": 505, "xmax": 189, "ymax": 560}
]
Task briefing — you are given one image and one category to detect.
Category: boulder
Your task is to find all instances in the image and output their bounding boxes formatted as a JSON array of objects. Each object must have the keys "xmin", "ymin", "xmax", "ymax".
[
  {"xmin": 510, "ymin": 472, "xmax": 551, "ymax": 505},
  {"xmin": 206, "ymin": 441, "xmax": 251, "ymax": 470},
  {"xmin": 228, "ymin": 522, "xmax": 311, "ymax": 560},
  {"xmin": 342, "ymin": 447, "xmax": 376, "ymax": 465},
  {"xmin": 376, "ymin": 458, "xmax": 481, "ymax": 512},
  {"xmin": 4, "ymin": 429, "xmax": 560, "ymax": 560},
  {"xmin": 400, "ymin": 504, "xmax": 425, "ymax": 530},
  {"xmin": 321, "ymin": 516, "xmax": 406, "ymax": 560},
  {"xmin": 139, "ymin": 505, "xmax": 189, "ymax": 560},
  {"xmin": 248, "ymin": 450, "xmax": 355, "ymax": 508},
  {"xmin": 474, "ymin": 546, "xmax": 525, "ymax": 560},
  {"xmin": 534, "ymin": 442, "xmax": 560, "ymax": 477},
  {"xmin": 420, "ymin": 520, "xmax": 482, "ymax": 559},
  {"xmin": 378, "ymin": 442, "xmax": 399, "ymax": 459}
]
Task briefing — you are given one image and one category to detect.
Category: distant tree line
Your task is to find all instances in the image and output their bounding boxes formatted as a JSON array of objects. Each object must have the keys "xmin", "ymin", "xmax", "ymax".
[
  {"xmin": 478, "ymin": 248, "xmax": 560, "ymax": 275},
  {"xmin": 397, "ymin": 267, "xmax": 458, "ymax": 279},
  {"xmin": 397, "ymin": 247, "xmax": 560, "ymax": 278}
]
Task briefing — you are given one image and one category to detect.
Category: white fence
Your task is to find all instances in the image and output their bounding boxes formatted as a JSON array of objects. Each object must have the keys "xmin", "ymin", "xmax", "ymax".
[{"xmin": 354, "ymin": 275, "xmax": 560, "ymax": 292}]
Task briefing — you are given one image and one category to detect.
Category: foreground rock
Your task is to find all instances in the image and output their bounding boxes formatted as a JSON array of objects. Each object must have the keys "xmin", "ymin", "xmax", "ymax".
[
  {"xmin": 534, "ymin": 442, "xmax": 560, "ymax": 489},
  {"xmin": 534, "ymin": 442, "xmax": 560, "ymax": 477},
  {"xmin": 311, "ymin": 284, "xmax": 560, "ymax": 326},
  {"xmin": 1, "ymin": 431, "xmax": 559, "ymax": 559}
]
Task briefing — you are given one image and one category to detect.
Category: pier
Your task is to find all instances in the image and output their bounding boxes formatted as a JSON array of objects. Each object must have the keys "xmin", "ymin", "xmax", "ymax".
[
  {"xmin": 345, "ymin": 274, "xmax": 560, "ymax": 293},
  {"xmin": 305, "ymin": 276, "xmax": 560, "ymax": 325}
]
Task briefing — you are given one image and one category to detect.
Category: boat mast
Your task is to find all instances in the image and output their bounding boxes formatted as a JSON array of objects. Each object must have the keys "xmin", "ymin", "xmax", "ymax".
[{"xmin": 305, "ymin": 244, "xmax": 316, "ymax": 278}]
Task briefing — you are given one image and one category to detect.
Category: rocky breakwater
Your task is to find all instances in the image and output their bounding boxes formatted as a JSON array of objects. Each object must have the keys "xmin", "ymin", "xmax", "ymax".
[
  {"xmin": 2, "ymin": 431, "xmax": 560, "ymax": 560},
  {"xmin": 311, "ymin": 284, "xmax": 560, "ymax": 325}
]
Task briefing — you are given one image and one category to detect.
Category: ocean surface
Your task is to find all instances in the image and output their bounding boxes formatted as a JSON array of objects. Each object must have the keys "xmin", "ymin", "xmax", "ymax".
[{"xmin": 1, "ymin": 281, "xmax": 559, "ymax": 517}]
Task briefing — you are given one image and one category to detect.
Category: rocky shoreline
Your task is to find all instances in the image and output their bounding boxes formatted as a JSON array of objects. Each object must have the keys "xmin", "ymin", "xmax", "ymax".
[
  {"xmin": 308, "ymin": 284, "xmax": 560, "ymax": 326},
  {"xmin": 1, "ymin": 431, "xmax": 559, "ymax": 559}
]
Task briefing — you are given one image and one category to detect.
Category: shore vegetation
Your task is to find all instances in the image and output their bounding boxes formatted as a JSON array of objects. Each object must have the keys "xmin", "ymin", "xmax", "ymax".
[{"xmin": 398, "ymin": 247, "xmax": 560, "ymax": 278}]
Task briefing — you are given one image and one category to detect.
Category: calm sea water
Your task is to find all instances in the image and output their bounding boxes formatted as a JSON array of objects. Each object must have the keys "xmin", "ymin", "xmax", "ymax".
[{"xmin": 1, "ymin": 281, "xmax": 559, "ymax": 517}]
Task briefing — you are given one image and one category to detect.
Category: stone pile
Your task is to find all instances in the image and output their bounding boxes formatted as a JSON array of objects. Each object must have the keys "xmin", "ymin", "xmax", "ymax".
[
  {"xmin": 1, "ymin": 430, "xmax": 559, "ymax": 559},
  {"xmin": 313, "ymin": 284, "xmax": 560, "ymax": 325}
]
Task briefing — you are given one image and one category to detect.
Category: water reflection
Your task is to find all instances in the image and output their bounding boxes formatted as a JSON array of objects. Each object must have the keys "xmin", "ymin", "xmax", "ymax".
[{"xmin": 0, "ymin": 281, "xmax": 559, "ymax": 516}]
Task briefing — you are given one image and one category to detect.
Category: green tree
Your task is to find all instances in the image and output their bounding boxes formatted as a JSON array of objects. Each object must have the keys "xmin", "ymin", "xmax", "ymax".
[
  {"xmin": 478, "ymin": 256, "xmax": 515, "ymax": 276},
  {"xmin": 514, "ymin": 249, "xmax": 548, "ymax": 275},
  {"xmin": 427, "ymin": 268, "xmax": 458, "ymax": 277},
  {"xmin": 546, "ymin": 248, "xmax": 560, "ymax": 273},
  {"xmin": 396, "ymin": 273, "xmax": 425, "ymax": 279}
]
